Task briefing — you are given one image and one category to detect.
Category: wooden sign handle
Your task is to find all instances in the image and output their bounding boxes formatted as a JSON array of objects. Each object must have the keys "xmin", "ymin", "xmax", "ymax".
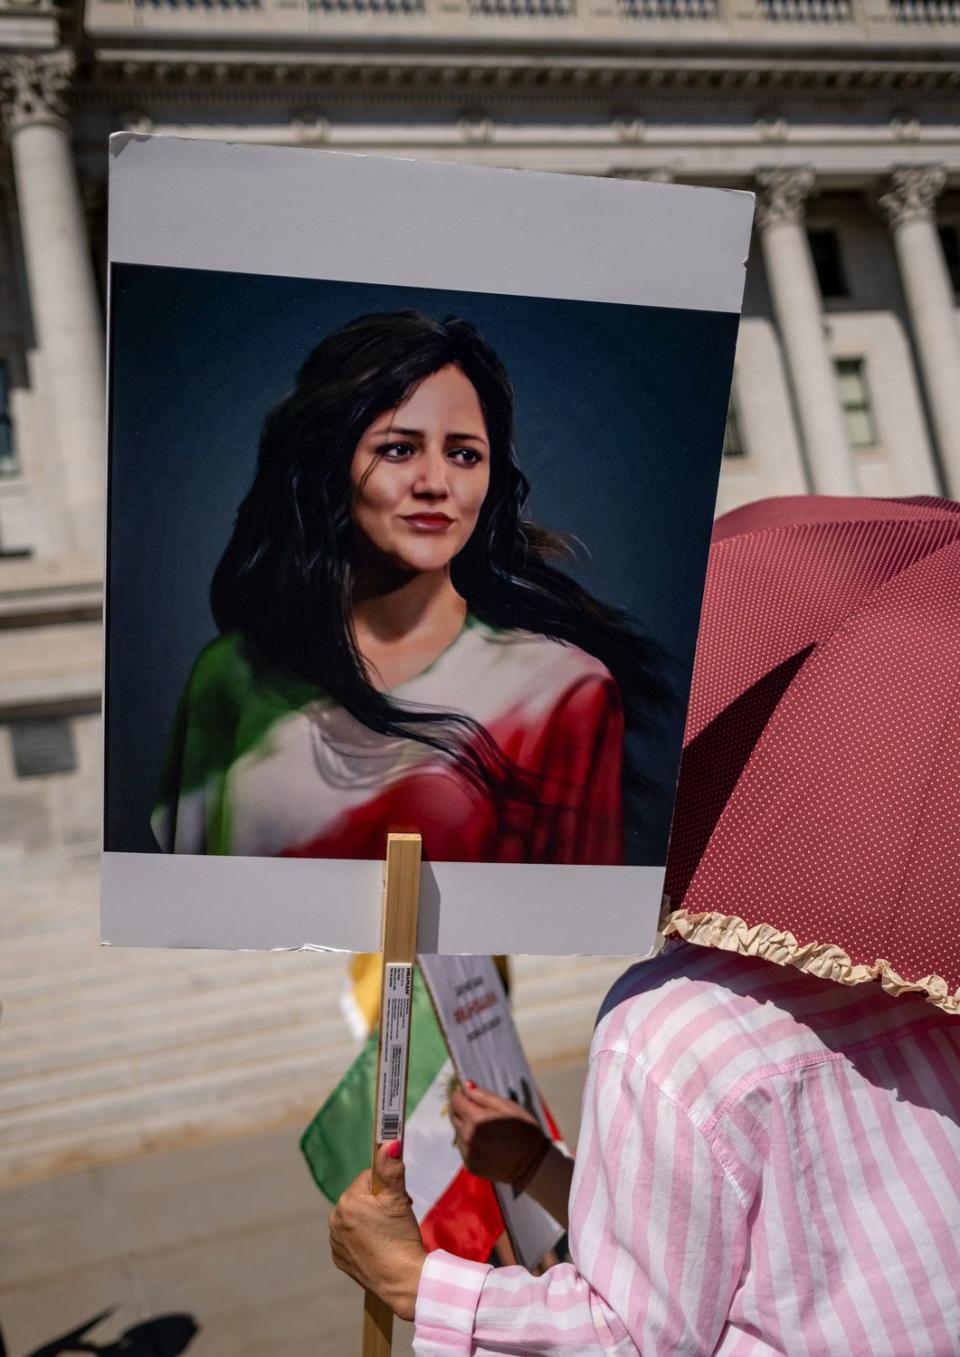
[{"xmin": 362, "ymin": 832, "xmax": 422, "ymax": 1357}]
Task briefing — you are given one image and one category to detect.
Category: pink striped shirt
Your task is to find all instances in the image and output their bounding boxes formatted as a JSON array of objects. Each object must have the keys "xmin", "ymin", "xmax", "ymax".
[{"xmin": 414, "ymin": 942, "xmax": 960, "ymax": 1356}]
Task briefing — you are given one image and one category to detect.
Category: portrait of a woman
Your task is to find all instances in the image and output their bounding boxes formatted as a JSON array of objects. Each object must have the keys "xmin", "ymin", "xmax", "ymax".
[{"xmin": 151, "ymin": 310, "xmax": 672, "ymax": 867}]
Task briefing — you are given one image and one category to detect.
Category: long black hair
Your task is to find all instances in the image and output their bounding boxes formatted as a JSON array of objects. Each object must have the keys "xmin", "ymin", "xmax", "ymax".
[{"xmin": 211, "ymin": 310, "xmax": 677, "ymax": 807}]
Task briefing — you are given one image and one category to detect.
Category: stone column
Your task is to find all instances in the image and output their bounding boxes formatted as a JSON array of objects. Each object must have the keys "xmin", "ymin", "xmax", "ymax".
[
  {"xmin": 756, "ymin": 168, "xmax": 858, "ymax": 496},
  {"xmin": 877, "ymin": 166, "xmax": 960, "ymax": 498},
  {"xmin": 0, "ymin": 52, "xmax": 105, "ymax": 560}
]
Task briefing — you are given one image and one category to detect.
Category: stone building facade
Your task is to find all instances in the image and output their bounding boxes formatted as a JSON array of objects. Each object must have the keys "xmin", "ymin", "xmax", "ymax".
[{"xmin": 1, "ymin": 3, "xmax": 958, "ymax": 860}]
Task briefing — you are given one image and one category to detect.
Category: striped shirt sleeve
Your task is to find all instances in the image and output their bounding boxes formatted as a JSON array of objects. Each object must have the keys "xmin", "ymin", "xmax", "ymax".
[{"xmin": 414, "ymin": 1045, "xmax": 751, "ymax": 1356}]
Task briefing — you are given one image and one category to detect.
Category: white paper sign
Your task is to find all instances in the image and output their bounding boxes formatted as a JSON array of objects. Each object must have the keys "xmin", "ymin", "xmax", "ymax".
[
  {"xmin": 419, "ymin": 953, "xmax": 566, "ymax": 1269},
  {"xmin": 102, "ymin": 135, "xmax": 753, "ymax": 957}
]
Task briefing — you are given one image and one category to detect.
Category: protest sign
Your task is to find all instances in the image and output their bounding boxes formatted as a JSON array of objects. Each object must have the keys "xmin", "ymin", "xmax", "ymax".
[
  {"xmin": 419, "ymin": 953, "xmax": 566, "ymax": 1269},
  {"xmin": 102, "ymin": 135, "xmax": 753, "ymax": 956}
]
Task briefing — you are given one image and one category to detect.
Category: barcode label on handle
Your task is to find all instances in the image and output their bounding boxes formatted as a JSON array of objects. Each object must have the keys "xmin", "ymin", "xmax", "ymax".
[{"xmin": 376, "ymin": 962, "xmax": 413, "ymax": 1145}]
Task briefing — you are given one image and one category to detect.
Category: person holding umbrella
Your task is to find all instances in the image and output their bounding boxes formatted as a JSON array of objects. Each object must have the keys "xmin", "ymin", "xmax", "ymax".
[{"xmin": 329, "ymin": 494, "xmax": 960, "ymax": 1356}]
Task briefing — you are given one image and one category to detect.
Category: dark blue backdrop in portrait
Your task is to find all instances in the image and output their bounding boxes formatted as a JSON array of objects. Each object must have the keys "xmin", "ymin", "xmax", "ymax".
[{"xmin": 106, "ymin": 263, "xmax": 738, "ymax": 862}]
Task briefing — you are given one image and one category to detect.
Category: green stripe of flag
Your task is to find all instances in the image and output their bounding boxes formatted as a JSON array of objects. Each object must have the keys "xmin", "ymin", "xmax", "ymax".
[
  {"xmin": 300, "ymin": 966, "xmax": 449, "ymax": 1203},
  {"xmin": 155, "ymin": 633, "xmax": 323, "ymax": 810}
]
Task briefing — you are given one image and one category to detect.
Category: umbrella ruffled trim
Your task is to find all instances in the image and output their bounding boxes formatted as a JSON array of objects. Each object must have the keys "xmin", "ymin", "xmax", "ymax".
[{"xmin": 661, "ymin": 908, "xmax": 960, "ymax": 1015}]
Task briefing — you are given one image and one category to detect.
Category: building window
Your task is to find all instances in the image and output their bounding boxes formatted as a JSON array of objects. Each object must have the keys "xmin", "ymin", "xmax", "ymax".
[
  {"xmin": 722, "ymin": 400, "xmax": 745, "ymax": 458},
  {"xmin": 835, "ymin": 358, "xmax": 877, "ymax": 449},
  {"xmin": 0, "ymin": 362, "xmax": 17, "ymax": 477},
  {"xmin": 808, "ymin": 229, "xmax": 849, "ymax": 299},
  {"xmin": 938, "ymin": 225, "xmax": 960, "ymax": 295},
  {"xmin": 10, "ymin": 719, "xmax": 77, "ymax": 778}
]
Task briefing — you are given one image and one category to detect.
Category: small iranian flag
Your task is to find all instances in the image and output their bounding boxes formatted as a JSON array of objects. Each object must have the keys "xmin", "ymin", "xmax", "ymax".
[{"xmin": 301, "ymin": 967, "xmax": 504, "ymax": 1260}]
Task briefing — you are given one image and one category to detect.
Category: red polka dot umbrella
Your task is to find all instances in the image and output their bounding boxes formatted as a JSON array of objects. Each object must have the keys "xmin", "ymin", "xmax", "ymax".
[{"xmin": 663, "ymin": 494, "xmax": 960, "ymax": 1013}]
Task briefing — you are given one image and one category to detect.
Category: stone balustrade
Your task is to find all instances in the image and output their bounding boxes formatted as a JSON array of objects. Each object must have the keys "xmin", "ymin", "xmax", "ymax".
[
  {"xmin": 889, "ymin": 0, "xmax": 960, "ymax": 18},
  {"xmin": 621, "ymin": 0, "xmax": 718, "ymax": 19},
  {"xmin": 88, "ymin": 0, "xmax": 960, "ymax": 37},
  {"xmin": 759, "ymin": 0, "xmax": 852, "ymax": 21}
]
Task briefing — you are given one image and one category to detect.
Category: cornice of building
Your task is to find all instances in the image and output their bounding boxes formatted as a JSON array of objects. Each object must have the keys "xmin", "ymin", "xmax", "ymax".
[{"xmin": 82, "ymin": 50, "xmax": 960, "ymax": 98}]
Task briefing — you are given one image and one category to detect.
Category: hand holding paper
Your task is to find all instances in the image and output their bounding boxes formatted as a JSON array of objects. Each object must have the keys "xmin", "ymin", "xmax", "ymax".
[
  {"xmin": 449, "ymin": 1082, "xmax": 549, "ymax": 1189},
  {"xmin": 329, "ymin": 1142, "xmax": 427, "ymax": 1322},
  {"xmin": 449, "ymin": 1083, "xmax": 575, "ymax": 1229}
]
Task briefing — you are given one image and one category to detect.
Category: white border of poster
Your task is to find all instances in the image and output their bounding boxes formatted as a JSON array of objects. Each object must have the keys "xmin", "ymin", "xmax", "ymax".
[{"xmin": 103, "ymin": 135, "xmax": 753, "ymax": 956}]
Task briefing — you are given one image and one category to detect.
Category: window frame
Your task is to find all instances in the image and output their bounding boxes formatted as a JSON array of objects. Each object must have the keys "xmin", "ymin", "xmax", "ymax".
[
  {"xmin": 937, "ymin": 223, "xmax": 960, "ymax": 297},
  {"xmin": 0, "ymin": 355, "xmax": 19, "ymax": 480},
  {"xmin": 8, "ymin": 717, "xmax": 78, "ymax": 779},
  {"xmin": 834, "ymin": 356, "xmax": 879, "ymax": 451},
  {"xmin": 807, "ymin": 226, "xmax": 850, "ymax": 302}
]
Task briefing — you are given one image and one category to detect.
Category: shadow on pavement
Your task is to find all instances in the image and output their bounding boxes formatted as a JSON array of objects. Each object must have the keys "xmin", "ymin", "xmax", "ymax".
[{"xmin": 1, "ymin": 1308, "xmax": 199, "ymax": 1357}]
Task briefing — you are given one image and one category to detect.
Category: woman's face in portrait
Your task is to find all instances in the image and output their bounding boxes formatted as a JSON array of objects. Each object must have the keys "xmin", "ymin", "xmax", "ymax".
[{"xmin": 350, "ymin": 363, "xmax": 491, "ymax": 576}]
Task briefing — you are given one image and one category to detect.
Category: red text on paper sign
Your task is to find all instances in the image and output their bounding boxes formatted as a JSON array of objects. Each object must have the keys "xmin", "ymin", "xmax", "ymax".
[{"xmin": 453, "ymin": 991, "xmax": 498, "ymax": 1025}]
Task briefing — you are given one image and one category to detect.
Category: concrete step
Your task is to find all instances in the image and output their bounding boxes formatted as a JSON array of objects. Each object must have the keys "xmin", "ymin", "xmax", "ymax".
[
  {"xmin": 0, "ymin": 850, "xmax": 626, "ymax": 1187},
  {"xmin": 0, "ymin": 1008, "xmax": 359, "ymax": 1116},
  {"xmin": 3, "ymin": 961, "xmax": 341, "ymax": 1029},
  {"xmin": 1, "ymin": 1044, "xmax": 339, "ymax": 1147},
  {"xmin": 1, "ymin": 988, "xmax": 351, "ymax": 1081}
]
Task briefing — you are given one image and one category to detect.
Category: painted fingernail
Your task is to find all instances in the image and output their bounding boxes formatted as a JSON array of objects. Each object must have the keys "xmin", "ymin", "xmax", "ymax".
[
  {"xmin": 466, "ymin": 1080, "xmax": 477, "ymax": 1090},
  {"xmin": 385, "ymin": 1140, "xmax": 402, "ymax": 1160}
]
